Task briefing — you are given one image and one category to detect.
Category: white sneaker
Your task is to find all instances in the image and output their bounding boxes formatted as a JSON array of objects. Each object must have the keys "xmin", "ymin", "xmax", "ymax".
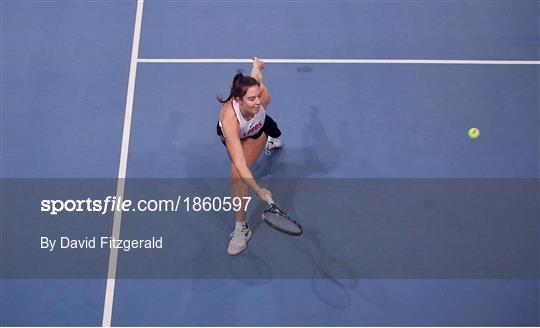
[
  {"xmin": 265, "ymin": 137, "xmax": 283, "ymax": 156},
  {"xmin": 227, "ymin": 226, "xmax": 252, "ymax": 255}
]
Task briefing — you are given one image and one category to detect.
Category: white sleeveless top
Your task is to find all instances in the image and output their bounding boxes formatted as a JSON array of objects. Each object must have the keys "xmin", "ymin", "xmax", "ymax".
[{"xmin": 220, "ymin": 99, "xmax": 266, "ymax": 139}]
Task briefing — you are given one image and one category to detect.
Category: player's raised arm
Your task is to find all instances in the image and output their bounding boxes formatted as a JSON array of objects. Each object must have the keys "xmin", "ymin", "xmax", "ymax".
[{"xmin": 250, "ymin": 57, "xmax": 271, "ymax": 108}]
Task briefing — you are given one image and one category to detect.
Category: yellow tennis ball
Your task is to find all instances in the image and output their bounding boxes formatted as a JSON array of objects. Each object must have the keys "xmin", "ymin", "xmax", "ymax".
[{"xmin": 468, "ymin": 128, "xmax": 480, "ymax": 139}]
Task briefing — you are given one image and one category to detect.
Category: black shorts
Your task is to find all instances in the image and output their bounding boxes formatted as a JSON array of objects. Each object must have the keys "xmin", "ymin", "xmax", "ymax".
[{"xmin": 217, "ymin": 115, "xmax": 281, "ymax": 146}]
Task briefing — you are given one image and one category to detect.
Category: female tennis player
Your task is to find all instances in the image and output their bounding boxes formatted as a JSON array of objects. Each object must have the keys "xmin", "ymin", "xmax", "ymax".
[{"xmin": 217, "ymin": 57, "xmax": 282, "ymax": 255}]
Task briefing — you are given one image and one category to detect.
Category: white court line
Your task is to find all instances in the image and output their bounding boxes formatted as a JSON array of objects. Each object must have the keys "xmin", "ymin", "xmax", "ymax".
[
  {"xmin": 138, "ymin": 58, "xmax": 540, "ymax": 65},
  {"xmin": 102, "ymin": 0, "xmax": 144, "ymax": 327}
]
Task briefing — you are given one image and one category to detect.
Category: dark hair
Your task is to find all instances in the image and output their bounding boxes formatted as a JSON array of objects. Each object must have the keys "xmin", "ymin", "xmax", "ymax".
[{"xmin": 217, "ymin": 72, "xmax": 260, "ymax": 104}]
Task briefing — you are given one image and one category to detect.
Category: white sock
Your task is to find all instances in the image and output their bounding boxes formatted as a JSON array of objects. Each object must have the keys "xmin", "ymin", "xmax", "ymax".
[{"xmin": 235, "ymin": 220, "xmax": 247, "ymax": 231}]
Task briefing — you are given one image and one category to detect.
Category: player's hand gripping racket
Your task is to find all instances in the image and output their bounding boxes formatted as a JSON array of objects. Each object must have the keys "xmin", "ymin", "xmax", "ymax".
[{"xmin": 261, "ymin": 196, "xmax": 303, "ymax": 236}]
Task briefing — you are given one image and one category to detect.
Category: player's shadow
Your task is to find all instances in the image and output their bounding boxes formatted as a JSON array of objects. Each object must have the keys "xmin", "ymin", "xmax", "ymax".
[
  {"xmin": 174, "ymin": 105, "xmax": 392, "ymax": 310},
  {"xmin": 252, "ymin": 105, "xmax": 341, "ymax": 179}
]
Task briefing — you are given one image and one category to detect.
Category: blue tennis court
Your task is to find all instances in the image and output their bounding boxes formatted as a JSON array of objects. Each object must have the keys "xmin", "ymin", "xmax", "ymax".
[{"xmin": 1, "ymin": 0, "xmax": 539, "ymax": 326}]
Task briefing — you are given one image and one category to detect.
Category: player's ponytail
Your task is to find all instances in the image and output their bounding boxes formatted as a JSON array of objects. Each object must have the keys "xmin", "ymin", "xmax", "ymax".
[{"xmin": 217, "ymin": 72, "xmax": 260, "ymax": 104}]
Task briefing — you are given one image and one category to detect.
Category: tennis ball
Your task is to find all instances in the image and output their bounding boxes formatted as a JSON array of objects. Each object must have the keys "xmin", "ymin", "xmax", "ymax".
[{"xmin": 468, "ymin": 128, "xmax": 480, "ymax": 139}]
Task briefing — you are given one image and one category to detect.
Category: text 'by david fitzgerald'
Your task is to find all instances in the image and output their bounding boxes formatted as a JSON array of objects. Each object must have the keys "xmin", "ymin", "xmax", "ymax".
[{"xmin": 40, "ymin": 236, "xmax": 163, "ymax": 252}]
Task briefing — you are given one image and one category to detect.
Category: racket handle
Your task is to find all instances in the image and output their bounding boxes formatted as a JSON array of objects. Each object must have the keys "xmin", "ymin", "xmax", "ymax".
[{"xmin": 267, "ymin": 195, "xmax": 275, "ymax": 206}]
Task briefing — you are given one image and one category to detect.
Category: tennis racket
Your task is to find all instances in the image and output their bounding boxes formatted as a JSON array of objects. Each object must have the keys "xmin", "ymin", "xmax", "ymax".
[{"xmin": 261, "ymin": 198, "xmax": 302, "ymax": 236}]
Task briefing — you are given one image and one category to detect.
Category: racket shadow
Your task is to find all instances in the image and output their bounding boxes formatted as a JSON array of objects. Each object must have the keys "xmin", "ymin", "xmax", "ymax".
[{"xmin": 305, "ymin": 228, "xmax": 392, "ymax": 311}]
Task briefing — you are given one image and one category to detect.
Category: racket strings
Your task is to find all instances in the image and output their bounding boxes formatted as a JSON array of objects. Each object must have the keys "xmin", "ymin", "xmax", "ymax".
[{"xmin": 262, "ymin": 206, "xmax": 302, "ymax": 235}]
